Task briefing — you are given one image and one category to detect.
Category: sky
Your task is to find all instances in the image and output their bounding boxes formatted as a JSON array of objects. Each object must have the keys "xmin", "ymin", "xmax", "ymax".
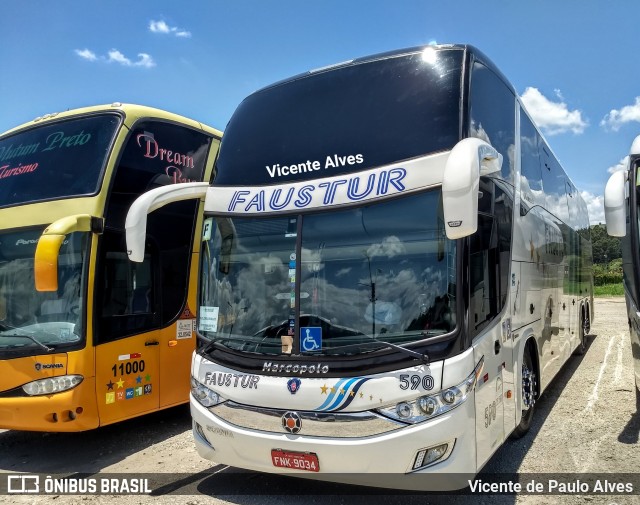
[{"xmin": 1, "ymin": 0, "xmax": 640, "ymax": 225}]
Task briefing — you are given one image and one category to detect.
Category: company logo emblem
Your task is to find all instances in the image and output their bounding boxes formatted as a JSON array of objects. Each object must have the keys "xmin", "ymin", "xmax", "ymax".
[
  {"xmin": 281, "ymin": 411, "xmax": 302, "ymax": 434},
  {"xmin": 287, "ymin": 378, "xmax": 301, "ymax": 394},
  {"xmin": 34, "ymin": 362, "xmax": 63, "ymax": 371},
  {"xmin": 262, "ymin": 362, "xmax": 329, "ymax": 374},
  {"xmin": 8, "ymin": 475, "xmax": 40, "ymax": 493}
]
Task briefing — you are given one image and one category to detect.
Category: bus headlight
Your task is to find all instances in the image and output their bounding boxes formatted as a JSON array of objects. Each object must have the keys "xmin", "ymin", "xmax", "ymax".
[
  {"xmin": 376, "ymin": 357, "xmax": 484, "ymax": 424},
  {"xmin": 190, "ymin": 377, "xmax": 226, "ymax": 408},
  {"xmin": 22, "ymin": 375, "xmax": 83, "ymax": 396}
]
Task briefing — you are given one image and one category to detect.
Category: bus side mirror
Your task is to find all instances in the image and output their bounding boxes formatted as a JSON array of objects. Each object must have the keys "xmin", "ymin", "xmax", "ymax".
[
  {"xmin": 442, "ymin": 138, "xmax": 502, "ymax": 239},
  {"xmin": 34, "ymin": 215, "xmax": 102, "ymax": 292},
  {"xmin": 126, "ymin": 182, "xmax": 210, "ymax": 262},
  {"xmin": 604, "ymin": 170, "xmax": 627, "ymax": 237}
]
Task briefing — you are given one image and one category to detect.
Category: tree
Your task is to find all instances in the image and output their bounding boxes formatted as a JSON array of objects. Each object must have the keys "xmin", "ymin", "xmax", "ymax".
[{"xmin": 590, "ymin": 224, "xmax": 622, "ymax": 264}]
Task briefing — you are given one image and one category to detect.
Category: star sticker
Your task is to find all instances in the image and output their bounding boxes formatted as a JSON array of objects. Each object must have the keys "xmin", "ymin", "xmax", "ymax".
[
  {"xmin": 339, "ymin": 388, "xmax": 346, "ymax": 395},
  {"xmin": 106, "ymin": 380, "xmax": 114, "ymax": 390},
  {"xmin": 320, "ymin": 384, "xmax": 328, "ymax": 395},
  {"xmin": 359, "ymin": 392, "xmax": 364, "ymax": 398},
  {"xmin": 369, "ymin": 395, "xmax": 373, "ymax": 401},
  {"xmin": 349, "ymin": 391, "xmax": 355, "ymax": 397},
  {"xmin": 330, "ymin": 387, "xmax": 336, "ymax": 394},
  {"xmin": 136, "ymin": 375, "xmax": 142, "ymax": 384},
  {"xmin": 145, "ymin": 374, "xmax": 151, "ymax": 382},
  {"xmin": 116, "ymin": 378, "xmax": 125, "ymax": 389}
]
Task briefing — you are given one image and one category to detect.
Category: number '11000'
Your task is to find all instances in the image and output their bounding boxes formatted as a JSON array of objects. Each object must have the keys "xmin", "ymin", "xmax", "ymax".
[{"xmin": 112, "ymin": 360, "xmax": 145, "ymax": 376}]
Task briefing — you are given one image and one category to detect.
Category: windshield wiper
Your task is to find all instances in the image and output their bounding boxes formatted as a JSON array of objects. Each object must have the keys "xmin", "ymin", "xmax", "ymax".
[
  {"xmin": 323, "ymin": 333, "xmax": 430, "ymax": 365},
  {"xmin": 201, "ymin": 334, "xmax": 280, "ymax": 354},
  {"xmin": 0, "ymin": 333, "xmax": 54, "ymax": 352}
]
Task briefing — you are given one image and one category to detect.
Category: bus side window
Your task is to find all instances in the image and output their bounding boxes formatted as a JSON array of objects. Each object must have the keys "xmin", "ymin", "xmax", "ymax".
[
  {"xmin": 469, "ymin": 182, "xmax": 513, "ymax": 338},
  {"xmin": 469, "ymin": 61, "xmax": 516, "ymax": 185}
]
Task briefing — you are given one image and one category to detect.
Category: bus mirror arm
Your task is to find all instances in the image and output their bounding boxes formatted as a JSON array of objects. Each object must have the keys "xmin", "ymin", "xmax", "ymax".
[
  {"xmin": 604, "ymin": 170, "xmax": 628, "ymax": 238},
  {"xmin": 125, "ymin": 182, "xmax": 210, "ymax": 262},
  {"xmin": 442, "ymin": 138, "xmax": 502, "ymax": 240},
  {"xmin": 35, "ymin": 214, "xmax": 102, "ymax": 292}
]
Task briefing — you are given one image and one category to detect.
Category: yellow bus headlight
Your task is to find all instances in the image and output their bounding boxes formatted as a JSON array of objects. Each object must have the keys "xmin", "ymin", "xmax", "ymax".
[{"xmin": 22, "ymin": 375, "xmax": 83, "ymax": 396}]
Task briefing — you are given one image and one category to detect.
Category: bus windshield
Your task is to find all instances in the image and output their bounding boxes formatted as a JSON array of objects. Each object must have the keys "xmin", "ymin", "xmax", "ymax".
[
  {"xmin": 214, "ymin": 48, "xmax": 463, "ymax": 186},
  {"xmin": 0, "ymin": 228, "xmax": 89, "ymax": 355},
  {"xmin": 0, "ymin": 114, "xmax": 121, "ymax": 208},
  {"xmin": 199, "ymin": 191, "xmax": 456, "ymax": 356}
]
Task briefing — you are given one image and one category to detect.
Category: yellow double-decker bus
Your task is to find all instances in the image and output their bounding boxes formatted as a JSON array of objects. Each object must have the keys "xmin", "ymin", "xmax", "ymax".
[{"xmin": 0, "ymin": 103, "xmax": 221, "ymax": 431}]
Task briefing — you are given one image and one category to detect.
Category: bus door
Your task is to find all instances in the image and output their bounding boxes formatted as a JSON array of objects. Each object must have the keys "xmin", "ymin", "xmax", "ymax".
[
  {"xmin": 95, "ymin": 246, "xmax": 161, "ymax": 424},
  {"xmin": 471, "ymin": 180, "xmax": 514, "ymax": 468},
  {"xmin": 158, "ymin": 303, "xmax": 196, "ymax": 408},
  {"xmin": 94, "ymin": 119, "xmax": 214, "ymax": 424}
]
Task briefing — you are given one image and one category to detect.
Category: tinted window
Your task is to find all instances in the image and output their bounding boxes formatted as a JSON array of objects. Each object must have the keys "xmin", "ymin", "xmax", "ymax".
[
  {"xmin": 105, "ymin": 120, "xmax": 212, "ymax": 229},
  {"xmin": 519, "ymin": 109, "xmax": 544, "ymax": 210},
  {"xmin": 96, "ymin": 121, "xmax": 213, "ymax": 342},
  {"xmin": 540, "ymin": 147, "xmax": 569, "ymax": 223},
  {"xmin": 469, "ymin": 181, "xmax": 513, "ymax": 338},
  {"xmin": 215, "ymin": 49, "xmax": 463, "ymax": 185},
  {"xmin": 0, "ymin": 114, "xmax": 120, "ymax": 207},
  {"xmin": 469, "ymin": 63, "xmax": 516, "ymax": 184}
]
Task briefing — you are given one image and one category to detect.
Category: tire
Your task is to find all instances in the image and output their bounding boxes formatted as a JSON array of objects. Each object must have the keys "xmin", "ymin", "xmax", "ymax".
[
  {"xmin": 511, "ymin": 345, "xmax": 536, "ymax": 439},
  {"xmin": 574, "ymin": 310, "xmax": 588, "ymax": 356}
]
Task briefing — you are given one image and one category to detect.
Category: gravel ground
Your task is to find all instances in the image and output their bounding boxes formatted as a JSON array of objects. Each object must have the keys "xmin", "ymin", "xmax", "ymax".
[{"xmin": 1, "ymin": 297, "xmax": 638, "ymax": 505}]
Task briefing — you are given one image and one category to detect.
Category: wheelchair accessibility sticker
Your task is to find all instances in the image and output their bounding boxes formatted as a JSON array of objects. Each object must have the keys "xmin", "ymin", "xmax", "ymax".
[{"xmin": 300, "ymin": 327, "xmax": 322, "ymax": 352}]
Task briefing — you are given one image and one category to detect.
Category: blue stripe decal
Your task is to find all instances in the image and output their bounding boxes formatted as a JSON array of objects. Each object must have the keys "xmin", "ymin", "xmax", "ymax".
[
  {"xmin": 315, "ymin": 378, "xmax": 350, "ymax": 411},
  {"xmin": 312, "ymin": 377, "xmax": 372, "ymax": 412},
  {"xmin": 334, "ymin": 378, "xmax": 371, "ymax": 411},
  {"xmin": 321, "ymin": 377, "xmax": 360, "ymax": 411}
]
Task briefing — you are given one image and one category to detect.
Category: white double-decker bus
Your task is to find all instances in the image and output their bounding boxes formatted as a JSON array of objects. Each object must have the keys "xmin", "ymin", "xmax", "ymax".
[
  {"xmin": 126, "ymin": 45, "xmax": 593, "ymax": 489},
  {"xmin": 604, "ymin": 135, "xmax": 640, "ymax": 391}
]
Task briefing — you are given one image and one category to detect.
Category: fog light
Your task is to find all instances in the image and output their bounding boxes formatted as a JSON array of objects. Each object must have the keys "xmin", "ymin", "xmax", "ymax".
[
  {"xmin": 194, "ymin": 422, "xmax": 214, "ymax": 449},
  {"xmin": 412, "ymin": 442, "xmax": 451, "ymax": 470}
]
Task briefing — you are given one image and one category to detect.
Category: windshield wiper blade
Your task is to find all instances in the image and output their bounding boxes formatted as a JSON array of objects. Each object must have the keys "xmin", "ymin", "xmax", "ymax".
[
  {"xmin": 324, "ymin": 335, "xmax": 430, "ymax": 365},
  {"xmin": 0, "ymin": 334, "xmax": 54, "ymax": 352}
]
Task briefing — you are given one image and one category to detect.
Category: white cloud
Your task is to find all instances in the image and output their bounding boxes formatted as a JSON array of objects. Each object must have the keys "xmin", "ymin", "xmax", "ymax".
[
  {"xmin": 74, "ymin": 48, "xmax": 97, "ymax": 61},
  {"xmin": 601, "ymin": 97, "xmax": 640, "ymax": 131},
  {"xmin": 581, "ymin": 190, "xmax": 605, "ymax": 225},
  {"xmin": 521, "ymin": 87, "xmax": 588, "ymax": 135},
  {"xmin": 107, "ymin": 49, "xmax": 130, "ymax": 65},
  {"xmin": 149, "ymin": 20, "xmax": 171, "ymax": 34},
  {"xmin": 607, "ymin": 156, "xmax": 629, "ymax": 175},
  {"xmin": 74, "ymin": 48, "xmax": 155, "ymax": 68},
  {"xmin": 149, "ymin": 19, "xmax": 191, "ymax": 38},
  {"xmin": 107, "ymin": 49, "xmax": 156, "ymax": 68}
]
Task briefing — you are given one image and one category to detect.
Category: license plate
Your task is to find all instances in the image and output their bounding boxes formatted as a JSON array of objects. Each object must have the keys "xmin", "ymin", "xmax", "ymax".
[{"xmin": 271, "ymin": 449, "xmax": 320, "ymax": 472}]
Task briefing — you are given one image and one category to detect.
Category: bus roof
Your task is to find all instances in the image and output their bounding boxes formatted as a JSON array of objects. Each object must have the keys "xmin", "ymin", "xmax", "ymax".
[
  {"xmin": 252, "ymin": 43, "xmax": 515, "ymax": 97},
  {"xmin": 0, "ymin": 103, "xmax": 222, "ymax": 139}
]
